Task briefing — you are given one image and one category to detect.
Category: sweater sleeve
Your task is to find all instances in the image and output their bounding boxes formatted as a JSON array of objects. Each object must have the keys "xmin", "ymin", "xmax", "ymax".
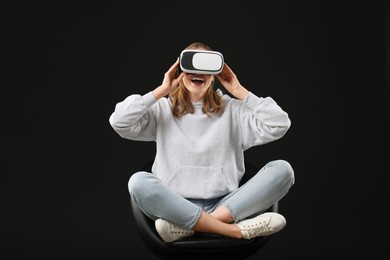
[
  {"xmin": 108, "ymin": 91, "xmax": 158, "ymax": 141},
  {"xmin": 239, "ymin": 91, "xmax": 291, "ymax": 150}
]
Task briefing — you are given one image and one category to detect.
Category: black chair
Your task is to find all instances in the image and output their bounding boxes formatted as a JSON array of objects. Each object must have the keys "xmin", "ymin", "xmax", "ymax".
[{"xmin": 130, "ymin": 160, "xmax": 279, "ymax": 260}]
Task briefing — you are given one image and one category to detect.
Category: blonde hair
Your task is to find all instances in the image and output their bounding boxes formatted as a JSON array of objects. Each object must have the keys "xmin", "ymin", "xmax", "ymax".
[{"xmin": 169, "ymin": 42, "xmax": 223, "ymax": 117}]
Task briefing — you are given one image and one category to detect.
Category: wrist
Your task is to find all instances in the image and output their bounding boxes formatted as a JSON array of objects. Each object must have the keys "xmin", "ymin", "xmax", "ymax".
[
  {"xmin": 231, "ymin": 85, "xmax": 249, "ymax": 100},
  {"xmin": 153, "ymin": 85, "xmax": 167, "ymax": 100}
]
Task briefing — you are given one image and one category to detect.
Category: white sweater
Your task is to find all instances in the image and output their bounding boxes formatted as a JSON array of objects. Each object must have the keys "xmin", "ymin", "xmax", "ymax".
[{"xmin": 109, "ymin": 89, "xmax": 291, "ymax": 199}]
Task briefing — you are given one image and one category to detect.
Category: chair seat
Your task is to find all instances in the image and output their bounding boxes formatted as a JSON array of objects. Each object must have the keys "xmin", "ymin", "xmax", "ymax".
[
  {"xmin": 131, "ymin": 160, "xmax": 278, "ymax": 259},
  {"xmin": 131, "ymin": 198, "xmax": 275, "ymax": 259},
  {"xmin": 169, "ymin": 233, "xmax": 268, "ymax": 249}
]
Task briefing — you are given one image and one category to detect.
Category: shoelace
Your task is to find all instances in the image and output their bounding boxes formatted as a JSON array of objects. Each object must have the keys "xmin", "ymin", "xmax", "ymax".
[
  {"xmin": 169, "ymin": 223, "xmax": 193, "ymax": 235},
  {"xmin": 241, "ymin": 220, "xmax": 273, "ymax": 239}
]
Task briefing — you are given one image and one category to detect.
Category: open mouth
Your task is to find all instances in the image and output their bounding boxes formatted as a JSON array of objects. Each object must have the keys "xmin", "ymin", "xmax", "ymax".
[{"xmin": 191, "ymin": 77, "xmax": 205, "ymax": 85}]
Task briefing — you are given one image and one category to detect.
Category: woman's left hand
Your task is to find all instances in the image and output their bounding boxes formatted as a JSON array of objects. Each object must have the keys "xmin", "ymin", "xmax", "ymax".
[{"xmin": 216, "ymin": 63, "xmax": 249, "ymax": 100}]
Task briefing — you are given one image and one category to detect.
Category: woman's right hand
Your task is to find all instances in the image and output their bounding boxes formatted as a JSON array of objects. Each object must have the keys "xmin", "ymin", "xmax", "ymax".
[{"xmin": 153, "ymin": 58, "xmax": 184, "ymax": 100}]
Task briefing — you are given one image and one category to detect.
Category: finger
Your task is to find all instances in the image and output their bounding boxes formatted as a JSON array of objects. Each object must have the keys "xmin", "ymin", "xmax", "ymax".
[
  {"xmin": 174, "ymin": 71, "xmax": 184, "ymax": 82},
  {"xmin": 177, "ymin": 72, "xmax": 185, "ymax": 80},
  {"xmin": 218, "ymin": 69, "xmax": 227, "ymax": 80},
  {"xmin": 215, "ymin": 74, "xmax": 225, "ymax": 83},
  {"xmin": 172, "ymin": 72, "xmax": 184, "ymax": 86},
  {"xmin": 168, "ymin": 59, "xmax": 180, "ymax": 73}
]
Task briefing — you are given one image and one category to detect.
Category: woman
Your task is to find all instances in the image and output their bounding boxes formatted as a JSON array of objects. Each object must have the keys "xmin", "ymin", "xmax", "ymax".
[{"xmin": 109, "ymin": 42, "xmax": 295, "ymax": 243}]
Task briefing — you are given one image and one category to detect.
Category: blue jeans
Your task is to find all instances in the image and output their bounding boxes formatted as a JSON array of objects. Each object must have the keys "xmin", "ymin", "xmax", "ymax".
[{"xmin": 128, "ymin": 159, "xmax": 295, "ymax": 229}]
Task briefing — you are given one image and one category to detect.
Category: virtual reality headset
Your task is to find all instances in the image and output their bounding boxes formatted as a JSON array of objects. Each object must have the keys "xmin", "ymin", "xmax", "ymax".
[{"xmin": 179, "ymin": 50, "xmax": 224, "ymax": 75}]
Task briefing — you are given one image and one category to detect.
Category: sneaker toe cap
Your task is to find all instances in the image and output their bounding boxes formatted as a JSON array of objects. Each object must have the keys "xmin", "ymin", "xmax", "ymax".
[{"xmin": 268, "ymin": 214, "xmax": 286, "ymax": 231}]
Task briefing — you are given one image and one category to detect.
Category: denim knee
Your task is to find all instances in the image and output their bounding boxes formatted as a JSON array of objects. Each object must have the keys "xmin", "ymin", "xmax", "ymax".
[
  {"xmin": 270, "ymin": 159, "xmax": 295, "ymax": 186},
  {"xmin": 128, "ymin": 171, "xmax": 149, "ymax": 197}
]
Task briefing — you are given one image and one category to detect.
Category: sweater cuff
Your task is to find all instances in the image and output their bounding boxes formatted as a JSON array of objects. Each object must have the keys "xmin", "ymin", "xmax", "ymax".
[
  {"xmin": 244, "ymin": 91, "xmax": 263, "ymax": 109},
  {"xmin": 142, "ymin": 91, "xmax": 158, "ymax": 108}
]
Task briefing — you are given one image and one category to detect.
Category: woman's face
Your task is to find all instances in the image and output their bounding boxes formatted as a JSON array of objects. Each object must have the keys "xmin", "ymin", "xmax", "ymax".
[{"xmin": 182, "ymin": 72, "xmax": 214, "ymax": 100}]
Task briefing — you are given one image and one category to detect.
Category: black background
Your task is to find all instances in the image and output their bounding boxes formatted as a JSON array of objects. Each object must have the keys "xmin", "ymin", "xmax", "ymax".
[{"xmin": 2, "ymin": 1, "xmax": 389, "ymax": 259}]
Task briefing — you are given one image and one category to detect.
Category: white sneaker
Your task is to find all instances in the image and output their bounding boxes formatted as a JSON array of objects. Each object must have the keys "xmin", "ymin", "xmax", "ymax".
[
  {"xmin": 236, "ymin": 212, "xmax": 286, "ymax": 240},
  {"xmin": 155, "ymin": 219, "xmax": 194, "ymax": 243}
]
